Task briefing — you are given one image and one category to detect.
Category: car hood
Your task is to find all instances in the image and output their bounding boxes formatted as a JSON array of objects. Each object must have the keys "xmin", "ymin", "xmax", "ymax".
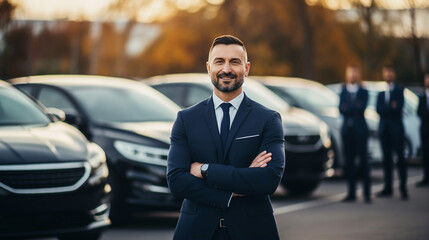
[
  {"xmin": 0, "ymin": 122, "xmax": 89, "ymax": 165},
  {"xmin": 282, "ymin": 108, "xmax": 322, "ymax": 135},
  {"xmin": 109, "ymin": 121, "xmax": 173, "ymax": 145}
]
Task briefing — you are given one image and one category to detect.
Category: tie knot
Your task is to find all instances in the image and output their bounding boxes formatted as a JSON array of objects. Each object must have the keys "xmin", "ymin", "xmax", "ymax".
[{"xmin": 220, "ymin": 103, "xmax": 232, "ymax": 113}]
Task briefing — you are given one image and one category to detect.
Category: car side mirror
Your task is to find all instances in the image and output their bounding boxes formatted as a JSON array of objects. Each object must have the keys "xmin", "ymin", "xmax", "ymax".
[
  {"xmin": 46, "ymin": 108, "xmax": 66, "ymax": 122},
  {"xmin": 63, "ymin": 109, "xmax": 82, "ymax": 126}
]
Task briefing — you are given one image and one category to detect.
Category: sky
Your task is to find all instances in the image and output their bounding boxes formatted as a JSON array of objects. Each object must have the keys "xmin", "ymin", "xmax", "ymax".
[
  {"xmin": 12, "ymin": 0, "xmax": 429, "ymax": 21},
  {"xmin": 10, "ymin": 0, "xmax": 429, "ymax": 37}
]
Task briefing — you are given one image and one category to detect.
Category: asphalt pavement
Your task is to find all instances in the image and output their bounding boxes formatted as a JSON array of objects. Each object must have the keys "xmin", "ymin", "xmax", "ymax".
[{"xmin": 36, "ymin": 166, "xmax": 429, "ymax": 240}]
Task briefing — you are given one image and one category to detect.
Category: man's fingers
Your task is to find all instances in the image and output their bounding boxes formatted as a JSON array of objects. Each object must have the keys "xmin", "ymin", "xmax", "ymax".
[
  {"xmin": 256, "ymin": 153, "xmax": 272, "ymax": 163},
  {"xmin": 251, "ymin": 157, "xmax": 272, "ymax": 168}
]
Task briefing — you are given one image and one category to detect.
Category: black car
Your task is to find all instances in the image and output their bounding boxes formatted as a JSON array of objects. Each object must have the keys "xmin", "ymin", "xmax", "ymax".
[
  {"xmin": 11, "ymin": 75, "xmax": 183, "ymax": 222},
  {"xmin": 0, "ymin": 80, "xmax": 110, "ymax": 239}
]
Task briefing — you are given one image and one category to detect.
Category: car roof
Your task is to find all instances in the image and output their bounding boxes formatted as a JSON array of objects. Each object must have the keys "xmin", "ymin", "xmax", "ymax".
[
  {"xmin": 0, "ymin": 80, "xmax": 11, "ymax": 88},
  {"xmin": 9, "ymin": 74, "xmax": 143, "ymax": 88},
  {"xmin": 251, "ymin": 76, "xmax": 326, "ymax": 88},
  {"xmin": 144, "ymin": 73, "xmax": 210, "ymax": 86}
]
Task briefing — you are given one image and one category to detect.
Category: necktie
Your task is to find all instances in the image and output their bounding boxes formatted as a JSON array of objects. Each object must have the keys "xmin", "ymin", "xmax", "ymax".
[{"xmin": 220, "ymin": 103, "xmax": 232, "ymax": 150}]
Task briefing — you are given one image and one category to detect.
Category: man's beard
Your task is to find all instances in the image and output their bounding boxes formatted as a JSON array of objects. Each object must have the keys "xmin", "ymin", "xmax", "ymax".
[{"xmin": 211, "ymin": 72, "xmax": 244, "ymax": 93}]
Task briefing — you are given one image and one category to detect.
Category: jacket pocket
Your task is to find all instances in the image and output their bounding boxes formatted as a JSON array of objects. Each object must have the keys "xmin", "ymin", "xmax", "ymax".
[{"xmin": 235, "ymin": 134, "xmax": 260, "ymax": 140}]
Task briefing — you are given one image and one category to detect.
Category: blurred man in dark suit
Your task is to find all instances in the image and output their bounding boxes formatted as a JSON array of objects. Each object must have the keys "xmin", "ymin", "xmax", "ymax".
[
  {"xmin": 339, "ymin": 64, "xmax": 371, "ymax": 203},
  {"xmin": 416, "ymin": 72, "xmax": 429, "ymax": 187},
  {"xmin": 376, "ymin": 65, "xmax": 408, "ymax": 200}
]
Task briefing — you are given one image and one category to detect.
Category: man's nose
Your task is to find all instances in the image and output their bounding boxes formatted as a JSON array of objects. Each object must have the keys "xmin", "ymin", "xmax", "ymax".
[{"xmin": 221, "ymin": 63, "xmax": 232, "ymax": 73}]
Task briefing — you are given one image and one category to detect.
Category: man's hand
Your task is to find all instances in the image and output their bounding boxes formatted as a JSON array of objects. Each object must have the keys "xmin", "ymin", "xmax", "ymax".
[
  {"xmin": 190, "ymin": 162, "xmax": 203, "ymax": 178},
  {"xmin": 249, "ymin": 150, "xmax": 272, "ymax": 168}
]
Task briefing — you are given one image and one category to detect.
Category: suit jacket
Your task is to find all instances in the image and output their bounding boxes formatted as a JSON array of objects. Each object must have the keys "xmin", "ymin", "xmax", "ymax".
[
  {"xmin": 167, "ymin": 94, "xmax": 285, "ymax": 240},
  {"xmin": 417, "ymin": 92, "xmax": 429, "ymax": 134},
  {"xmin": 376, "ymin": 84, "xmax": 405, "ymax": 137},
  {"xmin": 339, "ymin": 85, "xmax": 369, "ymax": 136}
]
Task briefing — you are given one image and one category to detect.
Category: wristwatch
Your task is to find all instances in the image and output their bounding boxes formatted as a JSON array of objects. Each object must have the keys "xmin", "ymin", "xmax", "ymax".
[{"xmin": 200, "ymin": 164, "xmax": 209, "ymax": 179}]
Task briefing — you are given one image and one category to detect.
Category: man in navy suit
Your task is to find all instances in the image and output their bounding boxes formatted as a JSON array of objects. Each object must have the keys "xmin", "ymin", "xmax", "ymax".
[
  {"xmin": 416, "ymin": 72, "xmax": 429, "ymax": 187},
  {"xmin": 376, "ymin": 65, "xmax": 408, "ymax": 200},
  {"xmin": 339, "ymin": 64, "xmax": 371, "ymax": 203},
  {"xmin": 167, "ymin": 35, "xmax": 285, "ymax": 240}
]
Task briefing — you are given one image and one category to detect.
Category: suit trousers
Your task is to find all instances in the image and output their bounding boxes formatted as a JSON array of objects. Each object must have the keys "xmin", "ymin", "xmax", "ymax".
[
  {"xmin": 342, "ymin": 127, "xmax": 371, "ymax": 198},
  {"xmin": 379, "ymin": 128, "xmax": 407, "ymax": 193},
  {"xmin": 421, "ymin": 130, "xmax": 429, "ymax": 181},
  {"xmin": 212, "ymin": 227, "xmax": 232, "ymax": 240}
]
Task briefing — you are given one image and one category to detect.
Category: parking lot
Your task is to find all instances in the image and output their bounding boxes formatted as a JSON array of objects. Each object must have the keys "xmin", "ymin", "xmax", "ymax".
[{"xmin": 32, "ymin": 166, "xmax": 429, "ymax": 240}]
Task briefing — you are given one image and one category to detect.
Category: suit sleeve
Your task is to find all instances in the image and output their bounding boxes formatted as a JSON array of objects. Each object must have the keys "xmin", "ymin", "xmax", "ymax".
[
  {"xmin": 205, "ymin": 112, "xmax": 285, "ymax": 195},
  {"xmin": 167, "ymin": 111, "xmax": 232, "ymax": 209}
]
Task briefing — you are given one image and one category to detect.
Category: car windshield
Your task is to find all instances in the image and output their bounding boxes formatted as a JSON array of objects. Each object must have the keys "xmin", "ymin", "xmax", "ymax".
[
  {"xmin": 243, "ymin": 81, "xmax": 290, "ymax": 113},
  {"xmin": 0, "ymin": 87, "xmax": 50, "ymax": 126},
  {"xmin": 68, "ymin": 85, "xmax": 178, "ymax": 123},
  {"xmin": 282, "ymin": 86, "xmax": 339, "ymax": 110}
]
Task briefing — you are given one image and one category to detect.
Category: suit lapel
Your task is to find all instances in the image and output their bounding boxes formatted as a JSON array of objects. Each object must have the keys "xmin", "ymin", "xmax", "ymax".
[
  {"xmin": 223, "ymin": 95, "xmax": 252, "ymax": 158},
  {"xmin": 204, "ymin": 97, "xmax": 223, "ymax": 162}
]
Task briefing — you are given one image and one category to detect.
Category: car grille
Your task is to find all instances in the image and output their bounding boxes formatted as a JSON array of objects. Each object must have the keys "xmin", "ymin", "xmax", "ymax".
[
  {"xmin": 0, "ymin": 162, "xmax": 91, "ymax": 194},
  {"xmin": 285, "ymin": 135, "xmax": 320, "ymax": 145}
]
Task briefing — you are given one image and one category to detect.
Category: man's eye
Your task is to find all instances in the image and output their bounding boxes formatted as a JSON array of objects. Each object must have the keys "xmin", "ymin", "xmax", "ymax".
[{"xmin": 215, "ymin": 60, "xmax": 223, "ymax": 64}]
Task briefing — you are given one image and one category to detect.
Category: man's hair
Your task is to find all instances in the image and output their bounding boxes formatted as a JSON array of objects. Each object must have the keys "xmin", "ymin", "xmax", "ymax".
[
  {"xmin": 383, "ymin": 63, "xmax": 395, "ymax": 70},
  {"xmin": 346, "ymin": 63, "xmax": 359, "ymax": 69},
  {"xmin": 208, "ymin": 35, "xmax": 247, "ymax": 61}
]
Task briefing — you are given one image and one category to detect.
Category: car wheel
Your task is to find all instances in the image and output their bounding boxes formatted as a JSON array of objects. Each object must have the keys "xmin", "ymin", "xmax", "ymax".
[
  {"xmin": 282, "ymin": 179, "xmax": 320, "ymax": 196},
  {"xmin": 58, "ymin": 231, "xmax": 102, "ymax": 240}
]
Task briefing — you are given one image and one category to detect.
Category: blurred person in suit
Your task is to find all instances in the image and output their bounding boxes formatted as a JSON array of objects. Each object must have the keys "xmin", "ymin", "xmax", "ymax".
[
  {"xmin": 339, "ymin": 64, "xmax": 371, "ymax": 203},
  {"xmin": 416, "ymin": 71, "xmax": 429, "ymax": 187},
  {"xmin": 376, "ymin": 64, "xmax": 408, "ymax": 200},
  {"xmin": 167, "ymin": 35, "xmax": 285, "ymax": 240}
]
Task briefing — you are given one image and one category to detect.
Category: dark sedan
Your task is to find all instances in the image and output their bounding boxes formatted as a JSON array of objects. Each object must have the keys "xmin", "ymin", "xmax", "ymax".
[
  {"xmin": 10, "ymin": 75, "xmax": 183, "ymax": 223},
  {"xmin": 0, "ymin": 80, "xmax": 110, "ymax": 240}
]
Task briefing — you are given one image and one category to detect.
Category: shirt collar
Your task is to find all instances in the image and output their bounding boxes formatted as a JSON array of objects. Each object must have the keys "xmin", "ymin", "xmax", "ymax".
[
  {"xmin": 346, "ymin": 83, "xmax": 359, "ymax": 93},
  {"xmin": 213, "ymin": 90, "xmax": 245, "ymax": 110}
]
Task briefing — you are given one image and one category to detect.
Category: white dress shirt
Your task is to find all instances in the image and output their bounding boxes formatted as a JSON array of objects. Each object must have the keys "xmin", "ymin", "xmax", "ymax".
[
  {"xmin": 212, "ymin": 90, "xmax": 245, "ymax": 133},
  {"xmin": 385, "ymin": 83, "xmax": 395, "ymax": 104}
]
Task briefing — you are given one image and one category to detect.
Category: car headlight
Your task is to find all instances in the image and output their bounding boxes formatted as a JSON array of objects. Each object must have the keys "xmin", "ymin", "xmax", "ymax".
[
  {"xmin": 87, "ymin": 143, "xmax": 108, "ymax": 186},
  {"xmin": 113, "ymin": 140, "xmax": 169, "ymax": 166},
  {"xmin": 319, "ymin": 122, "xmax": 332, "ymax": 148}
]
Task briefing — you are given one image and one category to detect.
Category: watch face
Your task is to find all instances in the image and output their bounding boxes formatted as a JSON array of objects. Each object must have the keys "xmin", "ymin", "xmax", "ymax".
[{"xmin": 202, "ymin": 164, "xmax": 209, "ymax": 171}]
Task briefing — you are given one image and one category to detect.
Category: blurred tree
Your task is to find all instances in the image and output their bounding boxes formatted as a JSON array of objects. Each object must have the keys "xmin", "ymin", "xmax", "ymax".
[{"xmin": 408, "ymin": 0, "xmax": 423, "ymax": 82}]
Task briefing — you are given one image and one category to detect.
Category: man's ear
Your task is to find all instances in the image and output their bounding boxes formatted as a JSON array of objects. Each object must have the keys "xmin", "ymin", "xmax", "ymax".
[
  {"xmin": 245, "ymin": 62, "xmax": 251, "ymax": 77},
  {"xmin": 206, "ymin": 61, "xmax": 210, "ymax": 74}
]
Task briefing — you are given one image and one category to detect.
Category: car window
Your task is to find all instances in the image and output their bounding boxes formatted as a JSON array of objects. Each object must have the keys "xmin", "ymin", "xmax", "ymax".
[
  {"xmin": 0, "ymin": 88, "xmax": 50, "ymax": 126},
  {"xmin": 15, "ymin": 84, "xmax": 34, "ymax": 96},
  {"xmin": 69, "ymin": 85, "xmax": 178, "ymax": 123},
  {"xmin": 266, "ymin": 86, "xmax": 297, "ymax": 106},
  {"xmin": 280, "ymin": 86, "xmax": 339, "ymax": 110},
  {"xmin": 38, "ymin": 87, "xmax": 77, "ymax": 113},
  {"xmin": 153, "ymin": 84, "xmax": 186, "ymax": 108},
  {"xmin": 185, "ymin": 85, "xmax": 211, "ymax": 107}
]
